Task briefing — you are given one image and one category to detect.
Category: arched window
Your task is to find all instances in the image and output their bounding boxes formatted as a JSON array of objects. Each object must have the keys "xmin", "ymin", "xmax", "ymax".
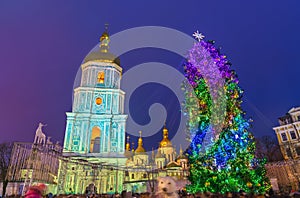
[
  {"xmin": 90, "ymin": 126, "xmax": 101, "ymax": 153},
  {"xmin": 97, "ymin": 71, "xmax": 105, "ymax": 84}
]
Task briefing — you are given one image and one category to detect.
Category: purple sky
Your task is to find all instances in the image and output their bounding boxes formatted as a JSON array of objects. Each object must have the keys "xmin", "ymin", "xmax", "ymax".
[{"xmin": 1, "ymin": 1, "xmax": 300, "ymax": 150}]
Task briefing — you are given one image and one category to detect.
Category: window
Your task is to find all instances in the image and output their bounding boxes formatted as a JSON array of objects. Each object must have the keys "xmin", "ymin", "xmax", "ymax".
[
  {"xmin": 281, "ymin": 133, "xmax": 288, "ymax": 141},
  {"xmin": 290, "ymin": 131, "xmax": 297, "ymax": 139},
  {"xmin": 97, "ymin": 71, "xmax": 105, "ymax": 84},
  {"xmin": 131, "ymin": 174, "xmax": 134, "ymax": 179},
  {"xmin": 298, "ymin": 115, "xmax": 300, "ymax": 121}
]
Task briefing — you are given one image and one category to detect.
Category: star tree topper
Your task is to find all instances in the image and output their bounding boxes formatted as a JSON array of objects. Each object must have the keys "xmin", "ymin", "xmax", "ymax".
[{"xmin": 193, "ymin": 30, "xmax": 205, "ymax": 41}]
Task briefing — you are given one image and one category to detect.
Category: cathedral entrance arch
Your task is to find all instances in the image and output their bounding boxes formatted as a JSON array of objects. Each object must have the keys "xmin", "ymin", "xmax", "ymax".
[{"xmin": 90, "ymin": 126, "xmax": 101, "ymax": 153}]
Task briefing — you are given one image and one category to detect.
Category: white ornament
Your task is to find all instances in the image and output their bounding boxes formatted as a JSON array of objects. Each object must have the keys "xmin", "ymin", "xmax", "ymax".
[{"xmin": 193, "ymin": 30, "xmax": 205, "ymax": 41}]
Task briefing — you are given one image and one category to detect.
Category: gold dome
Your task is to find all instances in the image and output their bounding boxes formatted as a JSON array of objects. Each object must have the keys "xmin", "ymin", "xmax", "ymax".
[
  {"xmin": 160, "ymin": 138, "xmax": 172, "ymax": 147},
  {"xmin": 135, "ymin": 131, "xmax": 146, "ymax": 153},
  {"xmin": 159, "ymin": 124, "xmax": 172, "ymax": 147},
  {"xmin": 135, "ymin": 146, "xmax": 146, "ymax": 153},
  {"xmin": 83, "ymin": 24, "xmax": 120, "ymax": 65}
]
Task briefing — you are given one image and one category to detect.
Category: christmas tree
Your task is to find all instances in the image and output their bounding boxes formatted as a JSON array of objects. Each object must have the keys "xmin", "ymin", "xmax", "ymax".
[{"xmin": 183, "ymin": 32, "xmax": 270, "ymax": 194}]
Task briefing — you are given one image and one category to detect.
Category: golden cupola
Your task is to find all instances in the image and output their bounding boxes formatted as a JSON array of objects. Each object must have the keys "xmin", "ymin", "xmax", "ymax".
[
  {"xmin": 159, "ymin": 123, "xmax": 172, "ymax": 147},
  {"xmin": 83, "ymin": 24, "xmax": 120, "ymax": 65},
  {"xmin": 135, "ymin": 131, "xmax": 146, "ymax": 154},
  {"xmin": 125, "ymin": 136, "xmax": 132, "ymax": 158},
  {"xmin": 131, "ymin": 142, "xmax": 135, "ymax": 153},
  {"xmin": 126, "ymin": 136, "xmax": 130, "ymax": 151}
]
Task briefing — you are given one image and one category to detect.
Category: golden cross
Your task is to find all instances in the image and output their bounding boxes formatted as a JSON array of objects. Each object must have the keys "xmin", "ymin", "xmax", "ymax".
[{"xmin": 105, "ymin": 23, "xmax": 109, "ymax": 31}]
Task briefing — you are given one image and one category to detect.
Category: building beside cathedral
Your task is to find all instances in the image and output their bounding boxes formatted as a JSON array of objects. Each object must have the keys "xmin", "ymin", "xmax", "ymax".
[
  {"xmin": 264, "ymin": 107, "xmax": 300, "ymax": 191},
  {"xmin": 4, "ymin": 124, "xmax": 62, "ymax": 196},
  {"xmin": 56, "ymin": 27, "xmax": 189, "ymax": 195},
  {"xmin": 273, "ymin": 107, "xmax": 300, "ymax": 159}
]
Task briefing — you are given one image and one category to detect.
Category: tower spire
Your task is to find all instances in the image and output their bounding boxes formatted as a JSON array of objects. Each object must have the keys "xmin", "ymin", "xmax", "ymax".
[
  {"xmin": 105, "ymin": 23, "xmax": 109, "ymax": 32},
  {"xmin": 99, "ymin": 24, "xmax": 110, "ymax": 52},
  {"xmin": 159, "ymin": 121, "xmax": 172, "ymax": 147},
  {"xmin": 126, "ymin": 136, "xmax": 130, "ymax": 151},
  {"xmin": 180, "ymin": 144, "xmax": 183, "ymax": 155},
  {"xmin": 138, "ymin": 131, "xmax": 143, "ymax": 146},
  {"xmin": 135, "ymin": 131, "xmax": 145, "ymax": 153},
  {"xmin": 163, "ymin": 123, "xmax": 168, "ymax": 138},
  {"xmin": 152, "ymin": 147, "xmax": 155, "ymax": 160},
  {"xmin": 131, "ymin": 142, "xmax": 135, "ymax": 152}
]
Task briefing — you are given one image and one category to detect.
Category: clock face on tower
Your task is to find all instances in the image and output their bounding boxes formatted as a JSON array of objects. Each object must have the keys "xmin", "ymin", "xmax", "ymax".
[{"xmin": 95, "ymin": 97, "xmax": 103, "ymax": 105}]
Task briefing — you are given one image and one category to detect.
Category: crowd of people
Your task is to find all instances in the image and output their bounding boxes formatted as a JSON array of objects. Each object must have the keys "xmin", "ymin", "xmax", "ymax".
[{"xmin": 2, "ymin": 184, "xmax": 300, "ymax": 198}]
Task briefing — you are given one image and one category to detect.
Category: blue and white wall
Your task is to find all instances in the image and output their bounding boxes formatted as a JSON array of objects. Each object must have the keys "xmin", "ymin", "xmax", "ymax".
[{"xmin": 63, "ymin": 61, "xmax": 127, "ymax": 155}]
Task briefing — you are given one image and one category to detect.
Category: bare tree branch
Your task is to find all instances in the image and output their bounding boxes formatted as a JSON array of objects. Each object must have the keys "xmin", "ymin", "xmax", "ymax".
[
  {"xmin": 0, "ymin": 142, "xmax": 13, "ymax": 197},
  {"xmin": 255, "ymin": 135, "xmax": 283, "ymax": 162}
]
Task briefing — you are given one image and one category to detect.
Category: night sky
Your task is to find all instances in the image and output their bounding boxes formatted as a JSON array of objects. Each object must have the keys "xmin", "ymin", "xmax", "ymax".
[{"xmin": 1, "ymin": 1, "xmax": 300, "ymax": 151}]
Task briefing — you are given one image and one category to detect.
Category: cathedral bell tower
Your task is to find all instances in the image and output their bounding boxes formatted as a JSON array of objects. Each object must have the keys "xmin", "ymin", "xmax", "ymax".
[{"xmin": 63, "ymin": 26, "xmax": 127, "ymax": 157}]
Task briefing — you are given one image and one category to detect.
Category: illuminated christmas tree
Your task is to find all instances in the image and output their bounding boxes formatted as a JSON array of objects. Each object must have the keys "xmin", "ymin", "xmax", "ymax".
[{"xmin": 183, "ymin": 31, "xmax": 270, "ymax": 194}]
